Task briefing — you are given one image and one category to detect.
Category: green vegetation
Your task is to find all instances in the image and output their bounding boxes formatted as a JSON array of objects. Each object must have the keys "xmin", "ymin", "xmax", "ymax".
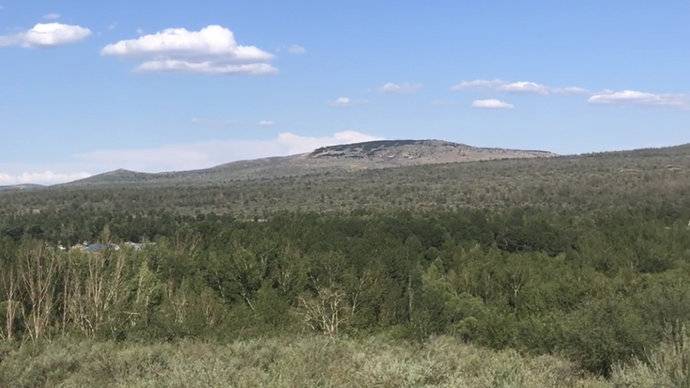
[{"xmin": 0, "ymin": 144, "xmax": 689, "ymax": 386}]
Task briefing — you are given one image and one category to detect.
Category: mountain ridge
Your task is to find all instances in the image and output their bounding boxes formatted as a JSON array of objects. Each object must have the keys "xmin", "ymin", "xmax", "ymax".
[{"xmin": 65, "ymin": 139, "xmax": 556, "ymax": 186}]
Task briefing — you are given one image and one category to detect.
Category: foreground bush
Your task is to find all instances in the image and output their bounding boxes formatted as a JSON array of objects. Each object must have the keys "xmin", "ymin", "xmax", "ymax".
[
  {"xmin": 0, "ymin": 336, "xmax": 608, "ymax": 387},
  {"xmin": 611, "ymin": 332, "xmax": 690, "ymax": 388}
]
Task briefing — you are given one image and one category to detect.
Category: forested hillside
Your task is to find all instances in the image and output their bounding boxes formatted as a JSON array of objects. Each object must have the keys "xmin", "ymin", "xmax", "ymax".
[
  {"xmin": 1, "ymin": 143, "xmax": 688, "ymax": 217},
  {"xmin": 0, "ymin": 144, "xmax": 689, "ymax": 386}
]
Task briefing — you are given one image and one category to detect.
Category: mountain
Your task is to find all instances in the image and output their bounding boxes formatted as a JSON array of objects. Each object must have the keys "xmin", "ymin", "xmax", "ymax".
[
  {"xmin": 71, "ymin": 169, "xmax": 157, "ymax": 185},
  {"xmin": 66, "ymin": 139, "xmax": 556, "ymax": 186},
  {"xmin": 0, "ymin": 184, "xmax": 44, "ymax": 192}
]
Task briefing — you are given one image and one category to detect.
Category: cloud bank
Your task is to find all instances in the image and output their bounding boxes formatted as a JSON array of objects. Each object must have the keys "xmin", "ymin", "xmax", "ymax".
[
  {"xmin": 0, "ymin": 23, "xmax": 91, "ymax": 48},
  {"xmin": 102, "ymin": 25, "xmax": 277, "ymax": 75}
]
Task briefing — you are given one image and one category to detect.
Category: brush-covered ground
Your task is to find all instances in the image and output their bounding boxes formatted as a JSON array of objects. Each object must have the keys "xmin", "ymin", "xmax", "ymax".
[{"xmin": 2, "ymin": 335, "xmax": 686, "ymax": 388}]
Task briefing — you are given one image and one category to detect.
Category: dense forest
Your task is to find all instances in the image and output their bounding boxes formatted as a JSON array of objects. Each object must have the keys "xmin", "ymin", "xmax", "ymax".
[{"xmin": 1, "ymin": 146, "xmax": 689, "ymax": 386}]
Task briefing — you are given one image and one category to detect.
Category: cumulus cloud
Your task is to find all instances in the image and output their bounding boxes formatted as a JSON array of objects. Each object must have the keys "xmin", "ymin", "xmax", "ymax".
[
  {"xmin": 452, "ymin": 79, "xmax": 587, "ymax": 96},
  {"xmin": 588, "ymin": 90, "xmax": 688, "ymax": 109},
  {"xmin": 102, "ymin": 25, "xmax": 276, "ymax": 75},
  {"xmin": 472, "ymin": 99, "xmax": 514, "ymax": 109},
  {"xmin": 0, "ymin": 171, "xmax": 91, "ymax": 186},
  {"xmin": 287, "ymin": 44, "xmax": 306, "ymax": 54},
  {"xmin": 258, "ymin": 120, "xmax": 275, "ymax": 127},
  {"xmin": 75, "ymin": 131, "xmax": 382, "ymax": 172},
  {"xmin": 0, "ymin": 23, "xmax": 91, "ymax": 48},
  {"xmin": 379, "ymin": 82, "xmax": 423, "ymax": 94},
  {"xmin": 42, "ymin": 13, "xmax": 61, "ymax": 20}
]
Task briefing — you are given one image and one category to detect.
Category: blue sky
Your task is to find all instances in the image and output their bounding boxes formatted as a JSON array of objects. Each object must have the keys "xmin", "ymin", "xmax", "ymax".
[{"xmin": 1, "ymin": 1, "xmax": 689, "ymax": 184}]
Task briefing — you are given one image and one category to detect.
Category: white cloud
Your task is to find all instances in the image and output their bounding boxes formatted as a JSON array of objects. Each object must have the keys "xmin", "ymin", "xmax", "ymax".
[
  {"xmin": 75, "ymin": 131, "xmax": 382, "ymax": 172},
  {"xmin": 453, "ymin": 80, "xmax": 689, "ymax": 109},
  {"xmin": 137, "ymin": 60, "xmax": 277, "ymax": 75},
  {"xmin": 552, "ymin": 86, "xmax": 590, "ymax": 95},
  {"xmin": 329, "ymin": 97, "xmax": 367, "ymax": 107},
  {"xmin": 258, "ymin": 120, "xmax": 275, "ymax": 127},
  {"xmin": 0, "ymin": 171, "xmax": 91, "ymax": 186},
  {"xmin": 471, "ymin": 99, "xmax": 514, "ymax": 109},
  {"xmin": 101, "ymin": 25, "xmax": 271, "ymax": 61},
  {"xmin": 287, "ymin": 44, "xmax": 306, "ymax": 54},
  {"xmin": 102, "ymin": 25, "xmax": 276, "ymax": 75},
  {"xmin": 275, "ymin": 131, "xmax": 381, "ymax": 154},
  {"xmin": 452, "ymin": 79, "xmax": 587, "ymax": 96},
  {"xmin": 330, "ymin": 97, "xmax": 352, "ymax": 107},
  {"xmin": 588, "ymin": 90, "xmax": 688, "ymax": 109},
  {"xmin": 0, "ymin": 23, "xmax": 91, "ymax": 48},
  {"xmin": 379, "ymin": 82, "xmax": 423, "ymax": 94},
  {"xmin": 500, "ymin": 81, "xmax": 549, "ymax": 95},
  {"xmin": 451, "ymin": 79, "xmax": 504, "ymax": 91},
  {"xmin": 43, "ymin": 13, "xmax": 61, "ymax": 20}
]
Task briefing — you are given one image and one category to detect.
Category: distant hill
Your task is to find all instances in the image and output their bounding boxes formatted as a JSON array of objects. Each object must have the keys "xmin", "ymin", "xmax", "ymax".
[
  {"xmin": 71, "ymin": 169, "xmax": 157, "ymax": 185},
  {"xmin": 66, "ymin": 139, "xmax": 556, "ymax": 186},
  {"xmin": 0, "ymin": 184, "xmax": 44, "ymax": 192}
]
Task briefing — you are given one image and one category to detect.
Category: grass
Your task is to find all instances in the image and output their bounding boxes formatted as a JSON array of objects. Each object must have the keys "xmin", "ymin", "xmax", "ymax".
[
  {"xmin": 0, "ymin": 335, "xmax": 610, "ymax": 388},
  {"xmin": 611, "ymin": 336, "xmax": 690, "ymax": 388}
]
